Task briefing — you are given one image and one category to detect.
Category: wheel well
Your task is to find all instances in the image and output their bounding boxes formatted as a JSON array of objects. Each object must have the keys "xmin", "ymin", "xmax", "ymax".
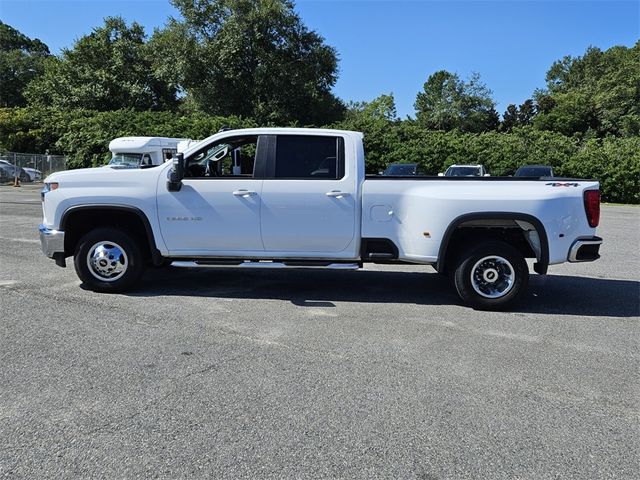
[
  {"xmin": 61, "ymin": 207, "xmax": 158, "ymax": 264},
  {"xmin": 438, "ymin": 216, "xmax": 548, "ymax": 275}
]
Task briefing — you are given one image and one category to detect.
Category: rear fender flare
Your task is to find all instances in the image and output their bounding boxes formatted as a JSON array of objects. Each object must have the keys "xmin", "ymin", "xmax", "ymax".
[{"xmin": 436, "ymin": 212, "xmax": 549, "ymax": 275}]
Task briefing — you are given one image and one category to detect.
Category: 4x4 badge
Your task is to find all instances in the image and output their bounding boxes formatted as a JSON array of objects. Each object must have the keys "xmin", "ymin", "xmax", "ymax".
[{"xmin": 546, "ymin": 182, "xmax": 579, "ymax": 187}]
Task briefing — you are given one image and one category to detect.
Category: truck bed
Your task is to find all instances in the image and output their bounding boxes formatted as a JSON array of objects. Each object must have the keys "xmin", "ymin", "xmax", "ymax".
[{"xmin": 365, "ymin": 175, "xmax": 594, "ymax": 182}]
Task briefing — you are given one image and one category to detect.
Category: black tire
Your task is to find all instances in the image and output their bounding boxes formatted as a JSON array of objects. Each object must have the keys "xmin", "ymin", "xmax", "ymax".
[
  {"xmin": 452, "ymin": 240, "xmax": 528, "ymax": 310},
  {"xmin": 74, "ymin": 227, "xmax": 145, "ymax": 292}
]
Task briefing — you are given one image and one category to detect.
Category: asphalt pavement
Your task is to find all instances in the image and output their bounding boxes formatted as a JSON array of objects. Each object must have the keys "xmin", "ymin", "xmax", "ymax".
[{"xmin": 1, "ymin": 184, "xmax": 639, "ymax": 479}]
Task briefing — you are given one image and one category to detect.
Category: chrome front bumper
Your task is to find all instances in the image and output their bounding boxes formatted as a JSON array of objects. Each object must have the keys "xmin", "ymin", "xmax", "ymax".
[
  {"xmin": 568, "ymin": 236, "xmax": 603, "ymax": 262},
  {"xmin": 38, "ymin": 224, "xmax": 65, "ymax": 258}
]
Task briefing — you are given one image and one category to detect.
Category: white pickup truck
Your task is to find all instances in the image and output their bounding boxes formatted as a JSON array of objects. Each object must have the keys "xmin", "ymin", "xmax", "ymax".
[{"xmin": 39, "ymin": 128, "xmax": 602, "ymax": 310}]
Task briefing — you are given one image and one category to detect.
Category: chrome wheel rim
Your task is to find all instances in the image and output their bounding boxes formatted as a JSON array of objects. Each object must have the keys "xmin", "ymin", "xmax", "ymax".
[
  {"xmin": 86, "ymin": 241, "xmax": 128, "ymax": 282},
  {"xmin": 470, "ymin": 255, "xmax": 515, "ymax": 299}
]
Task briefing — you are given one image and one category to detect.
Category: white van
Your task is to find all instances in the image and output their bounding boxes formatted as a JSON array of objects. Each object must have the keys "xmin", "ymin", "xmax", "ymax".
[{"xmin": 108, "ymin": 137, "xmax": 199, "ymax": 168}]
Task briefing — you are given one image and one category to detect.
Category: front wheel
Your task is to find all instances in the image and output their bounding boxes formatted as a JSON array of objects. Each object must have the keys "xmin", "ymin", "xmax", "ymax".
[
  {"xmin": 453, "ymin": 241, "xmax": 528, "ymax": 310},
  {"xmin": 74, "ymin": 228, "xmax": 144, "ymax": 292}
]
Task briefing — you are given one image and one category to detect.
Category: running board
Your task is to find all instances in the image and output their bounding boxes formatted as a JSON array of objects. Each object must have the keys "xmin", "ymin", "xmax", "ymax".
[{"xmin": 171, "ymin": 260, "xmax": 360, "ymax": 270}]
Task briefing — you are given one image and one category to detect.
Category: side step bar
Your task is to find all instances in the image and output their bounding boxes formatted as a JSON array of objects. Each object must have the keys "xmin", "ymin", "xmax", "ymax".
[{"xmin": 171, "ymin": 260, "xmax": 361, "ymax": 270}]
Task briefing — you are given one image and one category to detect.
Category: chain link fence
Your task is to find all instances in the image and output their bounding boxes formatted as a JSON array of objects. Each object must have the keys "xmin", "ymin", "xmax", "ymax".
[{"xmin": 0, "ymin": 151, "xmax": 67, "ymax": 183}]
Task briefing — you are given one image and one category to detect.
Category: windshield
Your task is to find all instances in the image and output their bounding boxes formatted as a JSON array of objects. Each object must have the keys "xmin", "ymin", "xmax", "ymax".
[
  {"xmin": 109, "ymin": 153, "xmax": 143, "ymax": 168},
  {"xmin": 384, "ymin": 164, "xmax": 417, "ymax": 176},
  {"xmin": 446, "ymin": 166, "xmax": 481, "ymax": 176}
]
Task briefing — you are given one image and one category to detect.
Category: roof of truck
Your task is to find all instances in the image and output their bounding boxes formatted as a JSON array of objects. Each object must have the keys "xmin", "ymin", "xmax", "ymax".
[{"xmin": 180, "ymin": 127, "xmax": 364, "ymax": 157}]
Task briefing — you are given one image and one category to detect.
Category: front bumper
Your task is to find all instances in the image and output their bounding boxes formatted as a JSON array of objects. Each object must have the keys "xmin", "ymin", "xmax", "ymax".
[
  {"xmin": 38, "ymin": 224, "xmax": 65, "ymax": 258},
  {"xmin": 568, "ymin": 236, "xmax": 602, "ymax": 262}
]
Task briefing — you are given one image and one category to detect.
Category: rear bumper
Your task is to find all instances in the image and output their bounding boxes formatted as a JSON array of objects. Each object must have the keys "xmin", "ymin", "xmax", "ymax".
[
  {"xmin": 568, "ymin": 236, "xmax": 602, "ymax": 262},
  {"xmin": 38, "ymin": 224, "xmax": 65, "ymax": 258}
]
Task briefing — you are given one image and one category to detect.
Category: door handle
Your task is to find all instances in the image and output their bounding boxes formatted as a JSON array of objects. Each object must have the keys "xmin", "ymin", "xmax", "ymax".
[
  {"xmin": 326, "ymin": 190, "xmax": 350, "ymax": 198},
  {"xmin": 233, "ymin": 189, "xmax": 257, "ymax": 197}
]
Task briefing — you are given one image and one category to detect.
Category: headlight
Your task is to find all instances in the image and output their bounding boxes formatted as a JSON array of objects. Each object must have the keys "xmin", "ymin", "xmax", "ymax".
[{"xmin": 41, "ymin": 182, "xmax": 59, "ymax": 201}]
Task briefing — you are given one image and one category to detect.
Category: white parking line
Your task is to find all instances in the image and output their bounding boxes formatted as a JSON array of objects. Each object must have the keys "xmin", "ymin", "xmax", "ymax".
[{"xmin": 0, "ymin": 237, "xmax": 40, "ymax": 243}]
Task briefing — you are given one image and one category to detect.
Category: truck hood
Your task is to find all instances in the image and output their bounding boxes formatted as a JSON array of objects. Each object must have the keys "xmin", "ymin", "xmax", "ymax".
[{"xmin": 44, "ymin": 164, "xmax": 165, "ymax": 185}]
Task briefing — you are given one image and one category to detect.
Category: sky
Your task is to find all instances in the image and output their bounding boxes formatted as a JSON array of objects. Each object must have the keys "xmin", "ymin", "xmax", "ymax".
[{"xmin": 1, "ymin": 0, "xmax": 638, "ymax": 118}]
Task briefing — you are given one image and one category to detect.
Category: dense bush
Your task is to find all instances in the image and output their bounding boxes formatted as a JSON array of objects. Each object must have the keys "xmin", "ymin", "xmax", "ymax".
[
  {"xmin": 369, "ymin": 124, "xmax": 580, "ymax": 177},
  {"xmin": 558, "ymin": 136, "xmax": 640, "ymax": 204},
  {"xmin": 335, "ymin": 116, "xmax": 638, "ymax": 203},
  {"xmin": 0, "ymin": 107, "xmax": 255, "ymax": 168},
  {"xmin": 365, "ymin": 121, "xmax": 640, "ymax": 204},
  {"xmin": 0, "ymin": 107, "xmax": 638, "ymax": 203}
]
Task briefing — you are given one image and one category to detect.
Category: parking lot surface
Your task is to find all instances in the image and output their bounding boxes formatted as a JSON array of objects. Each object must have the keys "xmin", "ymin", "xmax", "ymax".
[{"xmin": 1, "ymin": 184, "xmax": 639, "ymax": 479}]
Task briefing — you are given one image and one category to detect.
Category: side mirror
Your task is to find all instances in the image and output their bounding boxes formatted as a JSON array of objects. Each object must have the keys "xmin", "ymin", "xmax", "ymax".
[
  {"xmin": 167, "ymin": 153, "xmax": 185, "ymax": 192},
  {"xmin": 438, "ymin": 172, "xmax": 444, "ymax": 177}
]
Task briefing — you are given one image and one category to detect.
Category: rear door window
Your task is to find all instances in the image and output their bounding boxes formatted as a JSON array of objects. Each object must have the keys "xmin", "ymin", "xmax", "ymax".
[{"xmin": 273, "ymin": 135, "xmax": 344, "ymax": 180}]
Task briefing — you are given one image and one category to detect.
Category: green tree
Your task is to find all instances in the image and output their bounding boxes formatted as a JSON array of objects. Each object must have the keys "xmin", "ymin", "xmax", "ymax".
[
  {"xmin": 535, "ymin": 94, "xmax": 555, "ymax": 114},
  {"xmin": 414, "ymin": 71, "xmax": 459, "ymax": 130},
  {"xmin": 150, "ymin": 0, "xmax": 344, "ymax": 125},
  {"xmin": 345, "ymin": 94, "xmax": 398, "ymax": 122},
  {"xmin": 337, "ymin": 94, "xmax": 400, "ymax": 173},
  {"xmin": 534, "ymin": 42, "xmax": 640, "ymax": 137},
  {"xmin": 0, "ymin": 22, "xmax": 50, "ymax": 107},
  {"xmin": 501, "ymin": 104, "xmax": 519, "ymax": 132},
  {"xmin": 26, "ymin": 17, "xmax": 178, "ymax": 111},
  {"xmin": 517, "ymin": 99, "xmax": 536, "ymax": 125},
  {"xmin": 533, "ymin": 91, "xmax": 596, "ymax": 136},
  {"xmin": 414, "ymin": 70, "xmax": 498, "ymax": 132},
  {"xmin": 502, "ymin": 99, "xmax": 536, "ymax": 132}
]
